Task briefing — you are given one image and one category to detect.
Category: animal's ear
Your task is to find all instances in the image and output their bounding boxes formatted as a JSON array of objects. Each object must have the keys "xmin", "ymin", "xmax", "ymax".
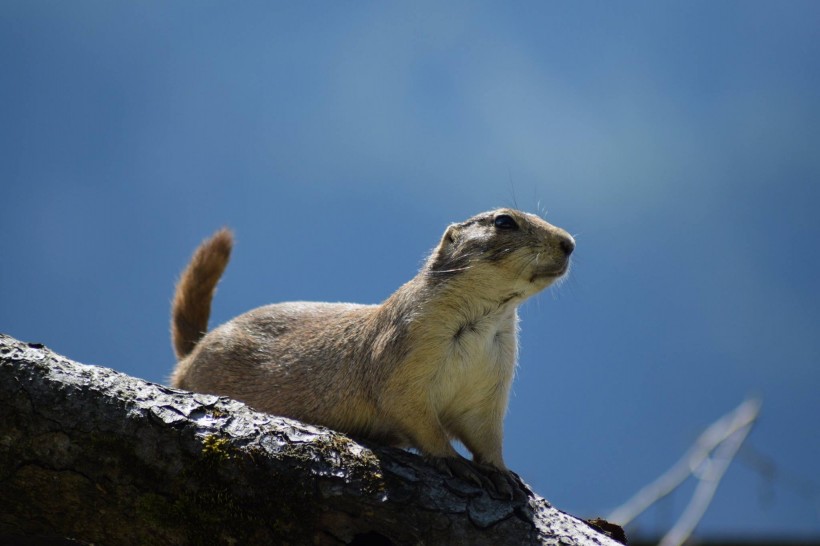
[
  {"xmin": 429, "ymin": 224, "xmax": 460, "ymax": 269},
  {"xmin": 440, "ymin": 223, "xmax": 460, "ymax": 248}
]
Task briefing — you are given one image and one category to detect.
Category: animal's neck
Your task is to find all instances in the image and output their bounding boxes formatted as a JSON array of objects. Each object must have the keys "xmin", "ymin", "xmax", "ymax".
[{"xmin": 377, "ymin": 272, "xmax": 522, "ymax": 338}]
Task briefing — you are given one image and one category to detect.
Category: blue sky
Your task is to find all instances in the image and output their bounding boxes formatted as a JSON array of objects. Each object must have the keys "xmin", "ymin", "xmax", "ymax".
[{"xmin": 2, "ymin": 2, "xmax": 819, "ymax": 540}]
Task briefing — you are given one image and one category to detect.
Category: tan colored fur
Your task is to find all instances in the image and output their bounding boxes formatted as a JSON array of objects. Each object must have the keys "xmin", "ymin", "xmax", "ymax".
[{"xmin": 170, "ymin": 209, "xmax": 574, "ymax": 471}]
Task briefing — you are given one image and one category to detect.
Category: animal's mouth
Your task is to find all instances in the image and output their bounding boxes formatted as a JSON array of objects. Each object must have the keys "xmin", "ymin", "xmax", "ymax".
[{"xmin": 529, "ymin": 260, "xmax": 570, "ymax": 282}]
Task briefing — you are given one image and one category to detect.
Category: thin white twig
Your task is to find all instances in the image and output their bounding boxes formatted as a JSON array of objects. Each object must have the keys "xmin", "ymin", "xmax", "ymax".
[
  {"xmin": 659, "ymin": 409, "xmax": 757, "ymax": 546},
  {"xmin": 607, "ymin": 398, "xmax": 762, "ymax": 530}
]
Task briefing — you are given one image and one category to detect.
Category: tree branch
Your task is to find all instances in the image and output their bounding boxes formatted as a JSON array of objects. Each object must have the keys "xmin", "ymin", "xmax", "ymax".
[
  {"xmin": 607, "ymin": 397, "xmax": 761, "ymax": 544},
  {"xmin": 0, "ymin": 334, "xmax": 622, "ymax": 546}
]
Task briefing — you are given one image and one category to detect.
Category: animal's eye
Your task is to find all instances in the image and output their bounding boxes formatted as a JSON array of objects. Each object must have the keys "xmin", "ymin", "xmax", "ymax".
[{"xmin": 493, "ymin": 214, "xmax": 518, "ymax": 230}]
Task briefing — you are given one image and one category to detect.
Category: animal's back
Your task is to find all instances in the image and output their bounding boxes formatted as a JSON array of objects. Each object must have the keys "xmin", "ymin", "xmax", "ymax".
[{"xmin": 172, "ymin": 300, "xmax": 398, "ymax": 439}]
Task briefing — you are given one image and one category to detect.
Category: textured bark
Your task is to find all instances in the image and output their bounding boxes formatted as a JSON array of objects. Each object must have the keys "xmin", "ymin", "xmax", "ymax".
[{"xmin": 0, "ymin": 333, "xmax": 622, "ymax": 546}]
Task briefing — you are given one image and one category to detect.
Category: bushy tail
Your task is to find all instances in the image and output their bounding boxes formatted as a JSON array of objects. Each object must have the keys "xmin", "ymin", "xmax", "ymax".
[{"xmin": 171, "ymin": 228, "xmax": 233, "ymax": 360}]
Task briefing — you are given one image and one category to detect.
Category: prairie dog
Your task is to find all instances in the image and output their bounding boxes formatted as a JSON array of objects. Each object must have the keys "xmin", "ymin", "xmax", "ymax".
[{"xmin": 170, "ymin": 209, "xmax": 574, "ymax": 480}]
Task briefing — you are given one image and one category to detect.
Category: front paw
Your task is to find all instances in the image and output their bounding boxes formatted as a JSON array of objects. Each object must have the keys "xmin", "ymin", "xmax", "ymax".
[
  {"xmin": 474, "ymin": 463, "xmax": 522, "ymax": 501},
  {"xmin": 427, "ymin": 456, "xmax": 523, "ymax": 501},
  {"xmin": 427, "ymin": 454, "xmax": 486, "ymax": 489},
  {"xmin": 491, "ymin": 467, "xmax": 529, "ymax": 501}
]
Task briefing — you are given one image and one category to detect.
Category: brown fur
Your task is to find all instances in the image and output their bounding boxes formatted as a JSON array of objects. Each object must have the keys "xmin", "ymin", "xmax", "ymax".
[
  {"xmin": 171, "ymin": 228, "xmax": 233, "ymax": 360},
  {"xmin": 170, "ymin": 209, "xmax": 574, "ymax": 471}
]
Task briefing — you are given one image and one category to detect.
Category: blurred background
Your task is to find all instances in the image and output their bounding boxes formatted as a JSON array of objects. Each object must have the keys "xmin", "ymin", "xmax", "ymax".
[{"xmin": 2, "ymin": 2, "xmax": 818, "ymax": 542}]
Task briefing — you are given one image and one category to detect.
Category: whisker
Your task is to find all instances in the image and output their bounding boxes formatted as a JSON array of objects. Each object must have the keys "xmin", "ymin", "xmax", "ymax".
[
  {"xmin": 428, "ymin": 266, "xmax": 473, "ymax": 275},
  {"xmin": 507, "ymin": 169, "xmax": 519, "ymax": 210},
  {"xmin": 513, "ymin": 252, "xmax": 539, "ymax": 279}
]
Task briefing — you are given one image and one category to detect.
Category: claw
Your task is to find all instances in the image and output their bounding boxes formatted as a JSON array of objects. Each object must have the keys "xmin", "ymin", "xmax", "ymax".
[
  {"xmin": 486, "ymin": 470, "xmax": 514, "ymax": 500},
  {"xmin": 428, "ymin": 456, "xmax": 524, "ymax": 500},
  {"xmin": 428, "ymin": 455, "xmax": 485, "ymax": 488}
]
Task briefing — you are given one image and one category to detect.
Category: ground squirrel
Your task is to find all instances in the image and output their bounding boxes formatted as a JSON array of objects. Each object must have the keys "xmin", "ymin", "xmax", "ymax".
[{"xmin": 170, "ymin": 208, "xmax": 574, "ymax": 492}]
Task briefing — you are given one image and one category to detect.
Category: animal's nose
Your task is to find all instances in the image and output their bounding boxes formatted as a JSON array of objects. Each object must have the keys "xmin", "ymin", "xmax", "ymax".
[{"xmin": 559, "ymin": 235, "xmax": 575, "ymax": 256}]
